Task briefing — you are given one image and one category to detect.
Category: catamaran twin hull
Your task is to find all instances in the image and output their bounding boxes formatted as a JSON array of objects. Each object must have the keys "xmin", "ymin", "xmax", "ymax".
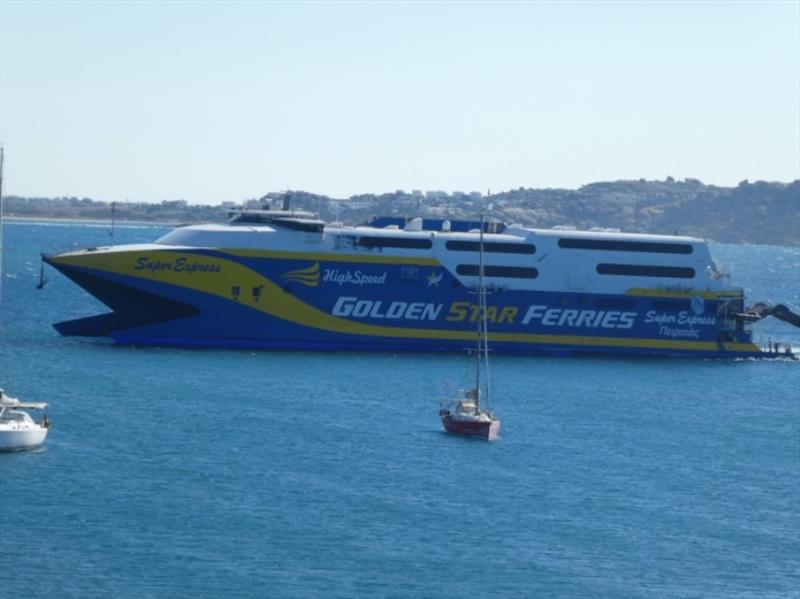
[{"xmin": 43, "ymin": 215, "xmax": 781, "ymax": 358}]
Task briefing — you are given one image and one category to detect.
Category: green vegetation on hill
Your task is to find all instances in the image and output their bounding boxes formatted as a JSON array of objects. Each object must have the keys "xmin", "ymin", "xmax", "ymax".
[{"xmin": 4, "ymin": 178, "xmax": 799, "ymax": 246}]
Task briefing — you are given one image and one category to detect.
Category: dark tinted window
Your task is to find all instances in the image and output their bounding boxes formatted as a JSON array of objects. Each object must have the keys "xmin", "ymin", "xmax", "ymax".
[
  {"xmin": 446, "ymin": 240, "xmax": 535, "ymax": 254},
  {"xmin": 652, "ymin": 300, "xmax": 691, "ymax": 312},
  {"xmin": 356, "ymin": 236, "xmax": 433, "ymax": 250},
  {"xmin": 596, "ymin": 264, "xmax": 695, "ymax": 278},
  {"xmin": 594, "ymin": 297, "xmax": 637, "ymax": 310},
  {"xmin": 456, "ymin": 265, "xmax": 538, "ymax": 278},
  {"xmin": 272, "ymin": 219, "xmax": 325, "ymax": 233},
  {"xmin": 559, "ymin": 238, "xmax": 693, "ymax": 254}
]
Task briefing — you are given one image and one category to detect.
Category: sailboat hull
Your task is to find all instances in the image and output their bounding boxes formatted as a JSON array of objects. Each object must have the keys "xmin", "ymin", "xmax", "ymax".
[
  {"xmin": 0, "ymin": 428, "xmax": 48, "ymax": 452},
  {"xmin": 440, "ymin": 412, "xmax": 500, "ymax": 441}
]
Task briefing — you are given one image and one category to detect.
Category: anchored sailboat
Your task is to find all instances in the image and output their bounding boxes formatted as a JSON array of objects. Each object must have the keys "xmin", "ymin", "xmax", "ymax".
[
  {"xmin": 439, "ymin": 215, "xmax": 500, "ymax": 441},
  {"xmin": 0, "ymin": 148, "xmax": 51, "ymax": 451},
  {"xmin": 0, "ymin": 390, "xmax": 50, "ymax": 452}
]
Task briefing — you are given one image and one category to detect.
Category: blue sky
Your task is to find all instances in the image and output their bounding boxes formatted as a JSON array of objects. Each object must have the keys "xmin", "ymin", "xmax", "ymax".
[{"xmin": 1, "ymin": 1, "xmax": 798, "ymax": 204}]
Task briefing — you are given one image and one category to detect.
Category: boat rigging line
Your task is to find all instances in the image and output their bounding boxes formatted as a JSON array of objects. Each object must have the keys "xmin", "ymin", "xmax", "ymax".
[
  {"xmin": 739, "ymin": 303, "xmax": 800, "ymax": 329},
  {"xmin": 108, "ymin": 201, "xmax": 116, "ymax": 244},
  {"xmin": 36, "ymin": 256, "xmax": 47, "ymax": 290}
]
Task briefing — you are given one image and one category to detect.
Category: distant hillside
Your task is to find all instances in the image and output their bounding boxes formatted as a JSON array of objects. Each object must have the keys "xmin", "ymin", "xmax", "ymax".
[{"xmin": 3, "ymin": 178, "xmax": 799, "ymax": 246}]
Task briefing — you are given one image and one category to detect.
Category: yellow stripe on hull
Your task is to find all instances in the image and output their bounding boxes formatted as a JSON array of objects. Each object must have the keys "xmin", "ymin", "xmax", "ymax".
[{"xmin": 625, "ymin": 287, "xmax": 743, "ymax": 300}]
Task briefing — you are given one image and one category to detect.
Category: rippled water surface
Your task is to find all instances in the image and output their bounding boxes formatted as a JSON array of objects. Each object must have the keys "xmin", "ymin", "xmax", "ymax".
[{"xmin": 1, "ymin": 221, "xmax": 798, "ymax": 598}]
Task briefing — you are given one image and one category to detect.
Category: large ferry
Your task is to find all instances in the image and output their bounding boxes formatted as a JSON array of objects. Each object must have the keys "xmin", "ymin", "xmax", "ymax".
[{"xmin": 43, "ymin": 202, "xmax": 797, "ymax": 358}]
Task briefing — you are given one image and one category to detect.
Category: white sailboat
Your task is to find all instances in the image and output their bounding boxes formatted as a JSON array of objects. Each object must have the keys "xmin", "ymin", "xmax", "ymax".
[
  {"xmin": 0, "ymin": 390, "xmax": 50, "ymax": 452},
  {"xmin": 439, "ymin": 215, "xmax": 500, "ymax": 441},
  {"xmin": 0, "ymin": 147, "xmax": 50, "ymax": 451}
]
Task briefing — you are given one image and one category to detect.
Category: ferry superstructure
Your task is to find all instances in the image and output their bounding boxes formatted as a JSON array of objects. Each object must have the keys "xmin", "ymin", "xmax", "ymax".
[{"xmin": 43, "ymin": 207, "xmax": 796, "ymax": 358}]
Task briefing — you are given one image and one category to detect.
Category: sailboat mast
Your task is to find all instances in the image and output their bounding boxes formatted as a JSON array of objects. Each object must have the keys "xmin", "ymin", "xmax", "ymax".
[
  {"xmin": 481, "ymin": 214, "xmax": 491, "ymax": 409},
  {"xmin": 0, "ymin": 147, "xmax": 4, "ymax": 304},
  {"xmin": 109, "ymin": 201, "xmax": 116, "ymax": 245},
  {"xmin": 474, "ymin": 214, "xmax": 487, "ymax": 409}
]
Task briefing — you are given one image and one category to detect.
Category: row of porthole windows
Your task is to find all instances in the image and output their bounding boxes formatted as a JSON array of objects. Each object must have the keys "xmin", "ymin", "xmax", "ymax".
[
  {"xmin": 351, "ymin": 236, "xmax": 696, "ymax": 280},
  {"xmin": 355, "ymin": 236, "xmax": 537, "ymax": 253},
  {"xmin": 454, "ymin": 263, "xmax": 695, "ymax": 280},
  {"xmin": 354, "ymin": 236, "xmax": 694, "ymax": 259}
]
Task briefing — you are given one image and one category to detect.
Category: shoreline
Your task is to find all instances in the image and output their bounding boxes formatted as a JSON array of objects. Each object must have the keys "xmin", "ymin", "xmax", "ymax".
[{"xmin": 2, "ymin": 215, "xmax": 186, "ymax": 227}]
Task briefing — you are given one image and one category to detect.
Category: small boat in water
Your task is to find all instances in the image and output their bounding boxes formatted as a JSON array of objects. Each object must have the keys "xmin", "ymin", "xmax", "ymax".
[
  {"xmin": 1, "ymin": 152, "xmax": 50, "ymax": 452},
  {"xmin": 440, "ymin": 215, "xmax": 500, "ymax": 441},
  {"xmin": 0, "ymin": 390, "xmax": 50, "ymax": 452},
  {"xmin": 440, "ymin": 388, "xmax": 500, "ymax": 441}
]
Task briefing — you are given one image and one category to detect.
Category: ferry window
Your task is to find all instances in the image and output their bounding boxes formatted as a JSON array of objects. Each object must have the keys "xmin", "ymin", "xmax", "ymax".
[
  {"xmin": 446, "ymin": 240, "xmax": 536, "ymax": 254},
  {"xmin": 559, "ymin": 238, "xmax": 693, "ymax": 254},
  {"xmin": 456, "ymin": 265, "xmax": 539, "ymax": 278},
  {"xmin": 595, "ymin": 297, "xmax": 636, "ymax": 310},
  {"xmin": 652, "ymin": 300, "xmax": 691, "ymax": 312},
  {"xmin": 356, "ymin": 236, "xmax": 433, "ymax": 250},
  {"xmin": 596, "ymin": 264, "xmax": 696, "ymax": 278}
]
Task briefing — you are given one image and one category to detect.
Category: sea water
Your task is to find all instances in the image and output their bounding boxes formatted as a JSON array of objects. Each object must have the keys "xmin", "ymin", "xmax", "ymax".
[{"xmin": 1, "ymin": 221, "xmax": 798, "ymax": 599}]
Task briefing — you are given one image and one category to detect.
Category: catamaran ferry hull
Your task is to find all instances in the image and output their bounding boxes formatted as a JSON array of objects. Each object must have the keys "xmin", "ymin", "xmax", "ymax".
[{"xmin": 43, "ymin": 238, "xmax": 785, "ymax": 359}]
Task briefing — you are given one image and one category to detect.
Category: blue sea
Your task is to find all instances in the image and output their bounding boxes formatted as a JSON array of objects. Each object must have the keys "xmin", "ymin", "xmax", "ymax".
[{"xmin": 1, "ymin": 221, "xmax": 798, "ymax": 599}]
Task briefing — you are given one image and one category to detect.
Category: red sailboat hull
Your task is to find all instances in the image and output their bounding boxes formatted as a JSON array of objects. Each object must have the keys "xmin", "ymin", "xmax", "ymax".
[{"xmin": 440, "ymin": 411, "xmax": 500, "ymax": 441}]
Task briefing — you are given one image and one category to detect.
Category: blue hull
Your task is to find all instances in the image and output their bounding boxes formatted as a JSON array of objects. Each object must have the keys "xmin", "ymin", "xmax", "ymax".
[{"xmin": 45, "ymin": 248, "xmax": 769, "ymax": 359}]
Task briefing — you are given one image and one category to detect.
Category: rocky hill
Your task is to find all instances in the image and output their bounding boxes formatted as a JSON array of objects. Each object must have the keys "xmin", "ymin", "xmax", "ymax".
[{"xmin": 3, "ymin": 178, "xmax": 799, "ymax": 246}]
